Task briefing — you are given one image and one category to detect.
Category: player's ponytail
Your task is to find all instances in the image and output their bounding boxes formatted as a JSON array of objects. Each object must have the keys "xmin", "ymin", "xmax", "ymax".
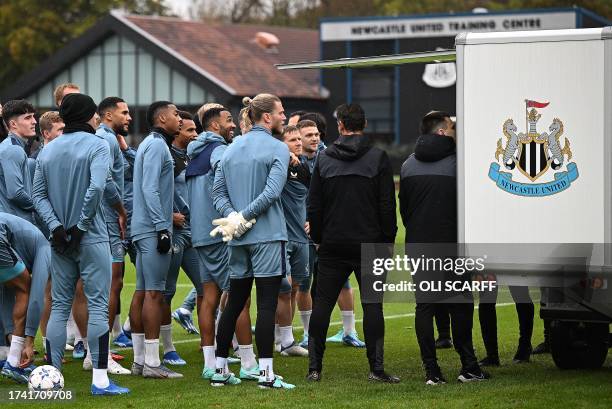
[
  {"xmin": 242, "ymin": 96, "xmax": 254, "ymax": 123},
  {"xmin": 243, "ymin": 94, "xmax": 280, "ymax": 123},
  {"xmin": 239, "ymin": 106, "xmax": 252, "ymax": 133}
]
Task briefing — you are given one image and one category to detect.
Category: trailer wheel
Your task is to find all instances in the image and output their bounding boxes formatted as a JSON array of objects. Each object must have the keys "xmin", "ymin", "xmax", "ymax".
[
  {"xmin": 550, "ymin": 320, "xmax": 581, "ymax": 369},
  {"xmin": 581, "ymin": 323, "xmax": 609, "ymax": 369},
  {"xmin": 550, "ymin": 321, "xmax": 609, "ymax": 369}
]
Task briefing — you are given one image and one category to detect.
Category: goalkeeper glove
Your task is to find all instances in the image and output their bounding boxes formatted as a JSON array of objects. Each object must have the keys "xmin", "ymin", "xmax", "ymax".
[{"xmin": 210, "ymin": 212, "xmax": 256, "ymax": 242}]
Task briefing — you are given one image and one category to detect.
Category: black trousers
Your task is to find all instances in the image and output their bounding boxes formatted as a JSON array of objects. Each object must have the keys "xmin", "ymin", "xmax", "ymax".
[
  {"xmin": 308, "ymin": 244, "xmax": 385, "ymax": 373},
  {"xmin": 479, "ymin": 286, "xmax": 534, "ymax": 357},
  {"xmin": 435, "ymin": 305, "xmax": 451, "ymax": 340},
  {"xmin": 415, "ymin": 301, "xmax": 479, "ymax": 373},
  {"xmin": 216, "ymin": 276, "xmax": 281, "ymax": 360},
  {"xmin": 309, "ymin": 244, "xmax": 319, "ymax": 302}
]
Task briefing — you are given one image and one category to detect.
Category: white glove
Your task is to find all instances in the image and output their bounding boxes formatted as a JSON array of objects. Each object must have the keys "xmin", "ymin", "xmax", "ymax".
[
  {"xmin": 210, "ymin": 212, "xmax": 256, "ymax": 242},
  {"xmin": 231, "ymin": 212, "xmax": 256, "ymax": 238},
  {"xmin": 210, "ymin": 218, "xmax": 235, "ymax": 242}
]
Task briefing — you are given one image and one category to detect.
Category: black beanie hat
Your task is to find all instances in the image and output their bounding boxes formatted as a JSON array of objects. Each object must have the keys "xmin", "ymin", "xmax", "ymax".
[{"xmin": 59, "ymin": 93, "xmax": 97, "ymax": 125}]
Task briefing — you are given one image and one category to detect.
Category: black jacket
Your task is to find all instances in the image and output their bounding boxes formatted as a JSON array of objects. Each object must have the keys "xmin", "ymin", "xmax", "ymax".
[
  {"xmin": 399, "ymin": 134, "xmax": 457, "ymax": 243},
  {"xmin": 307, "ymin": 134, "xmax": 397, "ymax": 245}
]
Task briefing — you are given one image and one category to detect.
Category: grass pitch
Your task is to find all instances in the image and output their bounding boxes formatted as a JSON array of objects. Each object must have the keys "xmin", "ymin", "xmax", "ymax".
[
  {"xmin": 1, "ymin": 208, "xmax": 611, "ymax": 407},
  {"xmin": 2, "ymin": 267, "xmax": 610, "ymax": 408}
]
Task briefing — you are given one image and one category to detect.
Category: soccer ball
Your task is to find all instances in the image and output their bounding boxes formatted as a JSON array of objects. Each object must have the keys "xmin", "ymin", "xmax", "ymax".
[{"xmin": 28, "ymin": 365, "xmax": 64, "ymax": 391}]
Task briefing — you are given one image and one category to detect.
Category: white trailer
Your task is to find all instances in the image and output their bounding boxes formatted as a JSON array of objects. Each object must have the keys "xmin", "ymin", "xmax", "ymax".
[
  {"xmin": 456, "ymin": 27, "xmax": 612, "ymax": 369},
  {"xmin": 277, "ymin": 26, "xmax": 612, "ymax": 369}
]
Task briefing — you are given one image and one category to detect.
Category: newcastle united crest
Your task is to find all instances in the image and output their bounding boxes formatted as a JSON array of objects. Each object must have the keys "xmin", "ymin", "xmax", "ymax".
[
  {"xmin": 422, "ymin": 48, "xmax": 456, "ymax": 88},
  {"xmin": 488, "ymin": 100, "xmax": 579, "ymax": 197}
]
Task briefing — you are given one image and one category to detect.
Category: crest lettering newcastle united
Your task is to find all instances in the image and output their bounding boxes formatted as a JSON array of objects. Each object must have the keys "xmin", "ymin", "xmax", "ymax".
[{"xmin": 488, "ymin": 100, "xmax": 579, "ymax": 197}]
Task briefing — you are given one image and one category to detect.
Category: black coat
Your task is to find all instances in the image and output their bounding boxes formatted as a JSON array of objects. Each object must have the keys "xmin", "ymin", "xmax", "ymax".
[
  {"xmin": 399, "ymin": 134, "xmax": 457, "ymax": 243},
  {"xmin": 307, "ymin": 134, "xmax": 397, "ymax": 245}
]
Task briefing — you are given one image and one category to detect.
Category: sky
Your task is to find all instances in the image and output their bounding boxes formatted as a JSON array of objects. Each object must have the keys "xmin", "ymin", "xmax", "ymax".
[{"xmin": 165, "ymin": 0, "xmax": 194, "ymax": 18}]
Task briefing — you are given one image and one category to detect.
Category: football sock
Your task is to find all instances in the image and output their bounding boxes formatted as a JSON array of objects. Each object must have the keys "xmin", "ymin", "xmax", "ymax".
[
  {"xmin": 215, "ymin": 356, "xmax": 228, "ymax": 373},
  {"xmin": 279, "ymin": 326, "xmax": 294, "ymax": 348},
  {"xmin": 216, "ymin": 277, "xmax": 253, "ymax": 359},
  {"xmin": 259, "ymin": 358, "xmax": 274, "ymax": 381},
  {"xmin": 112, "ymin": 314, "xmax": 122, "ymax": 338},
  {"xmin": 132, "ymin": 333, "xmax": 145, "ymax": 366},
  {"xmin": 341, "ymin": 310, "xmax": 356, "ymax": 335},
  {"xmin": 92, "ymin": 368, "xmax": 110, "ymax": 388},
  {"xmin": 239, "ymin": 345, "xmax": 257, "ymax": 369},
  {"xmin": 144, "ymin": 339, "xmax": 160, "ymax": 367},
  {"xmin": 299, "ymin": 310, "xmax": 311, "ymax": 335},
  {"xmin": 7, "ymin": 336, "xmax": 25, "ymax": 367},
  {"xmin": 160, "ymin": 324, "xmax": 175, "ymax": 354},
  {"xmin": 0, "ymin": 346, "xmax": 9, "ymax": 361},
  {"xmin": 123, "ymin": 317, "xmax": 131, "ymax": 333},
  {"xmin": 203, "ymin": 346, "xmax": 215, "ymax": 369}
]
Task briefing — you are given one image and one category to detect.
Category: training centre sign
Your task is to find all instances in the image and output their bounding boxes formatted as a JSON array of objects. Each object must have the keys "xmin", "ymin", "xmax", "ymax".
[{"xmin": 320, "ymin": 11, "xmax": 576, "ymax": 41}]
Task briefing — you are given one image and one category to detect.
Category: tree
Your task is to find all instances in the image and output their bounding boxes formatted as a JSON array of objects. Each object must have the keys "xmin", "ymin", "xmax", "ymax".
[
  {"xmin": 191, "ymin": 0, "xmax": 610, "ymax": 28},
  {"xmin": 192, "ymin": 0, "xmax": 385, "ymax": 26},
  {"xmin": 192, "ymin": 0, "xmax": 310, "ymax": 23},
  {"xmin": 380, "ymin": 0, "xmax": 610, "ymax": 21},
  {"xmin": 0, "ymin": 0, "xmax": 170, "ymax": 91}
]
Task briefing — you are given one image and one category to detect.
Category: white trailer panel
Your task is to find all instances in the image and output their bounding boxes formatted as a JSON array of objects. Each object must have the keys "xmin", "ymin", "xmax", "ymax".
[{"xmin": 457, "ymin": 28, "xmax": 611, "ymax": 253}]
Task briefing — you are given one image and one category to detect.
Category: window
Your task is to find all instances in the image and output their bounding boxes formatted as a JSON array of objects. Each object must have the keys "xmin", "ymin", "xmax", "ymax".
[
  {"xmin": 352, "ymin": 68, "xmax": 394, "ymax": 135},
  {"xmin": 27, "ymin": 35, "xmax": 215, "ymax": 141}
]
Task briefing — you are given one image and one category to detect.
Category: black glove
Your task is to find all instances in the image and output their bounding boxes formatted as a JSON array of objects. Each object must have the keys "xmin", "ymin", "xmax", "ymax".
[
  {"xmin": 51, "ymin": 226, "xmax": 69, "ymax": 254},
  {"xmin": 157, "ymin": 229, "xmax": 171, "ymax": 254},
  {"xmin": 66, "ymin": 225, "xmax": 85, "ymax": 254}
]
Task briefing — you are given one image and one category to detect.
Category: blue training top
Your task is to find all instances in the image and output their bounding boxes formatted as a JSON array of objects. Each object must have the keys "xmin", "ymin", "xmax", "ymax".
[
  {"xmin": 121, "ymin": 147, "xmax": 137, "ymax": 240},
  {"xmin": 213, "ymin": 125, "xmax": 290, "ymax": 246},
  {"xmin": 95, "ymin": 124, "xmax": 124, "ymax": 227},
  {"xmin": 130, "ymin": 130, "xmax": 174, "ymax": 241},
  {"xmin": 33, "ymin": 131, "xmax": 113, "ymax": 245},
  {"xmin": 186, "ymin": 131, "xmax": 226, "ymax": 247},
  {"xmin": 0, "ymin": 133, "xmax": 36, "ymax": 224}
]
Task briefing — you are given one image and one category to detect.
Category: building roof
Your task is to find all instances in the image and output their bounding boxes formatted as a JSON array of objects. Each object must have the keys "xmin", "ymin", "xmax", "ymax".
[
  {"xmin": 1, "ymin": 11, "xmax": 324, "ymax": 102},
  {"xmin": 123, "ymin": 14, "xmax": 322, "ymax": 99}
]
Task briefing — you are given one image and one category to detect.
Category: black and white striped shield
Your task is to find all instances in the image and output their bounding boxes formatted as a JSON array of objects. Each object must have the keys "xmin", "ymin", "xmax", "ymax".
[{"xmin": 517, "ymin": 141, "xmax": 550, "ymax": 181}]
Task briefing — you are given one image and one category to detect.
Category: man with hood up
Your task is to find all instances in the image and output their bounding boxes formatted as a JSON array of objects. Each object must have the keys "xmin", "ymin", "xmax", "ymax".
[
  {"xmin": 32, "ymin": 93, "xmax": 129, "ymax": 395},
  {"xmin": 185, "ymin": 106, "xmax": 258, "ymax": 383},
  {"xmin": 306, "ymin": 103, "xmax": 399, "ymax": 383},
  {"xmin": 399, "ymin": 111, "xmax": 488, "ymax": 385}
]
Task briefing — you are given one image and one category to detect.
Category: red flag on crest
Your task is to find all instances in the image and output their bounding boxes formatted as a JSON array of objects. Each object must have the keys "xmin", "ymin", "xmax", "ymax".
[{"xmin": 526, "ymin": 100, "xmax": 549, "ymax": 108}]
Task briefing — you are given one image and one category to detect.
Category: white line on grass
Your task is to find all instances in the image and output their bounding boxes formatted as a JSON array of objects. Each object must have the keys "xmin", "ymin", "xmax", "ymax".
[
  {"xmin": 114, "ymin": 303, "xmax": 514, "ymax": 350},
  {"xmin": 124, "ymin": 283, "xmax": 194, "ymax": 288}
]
